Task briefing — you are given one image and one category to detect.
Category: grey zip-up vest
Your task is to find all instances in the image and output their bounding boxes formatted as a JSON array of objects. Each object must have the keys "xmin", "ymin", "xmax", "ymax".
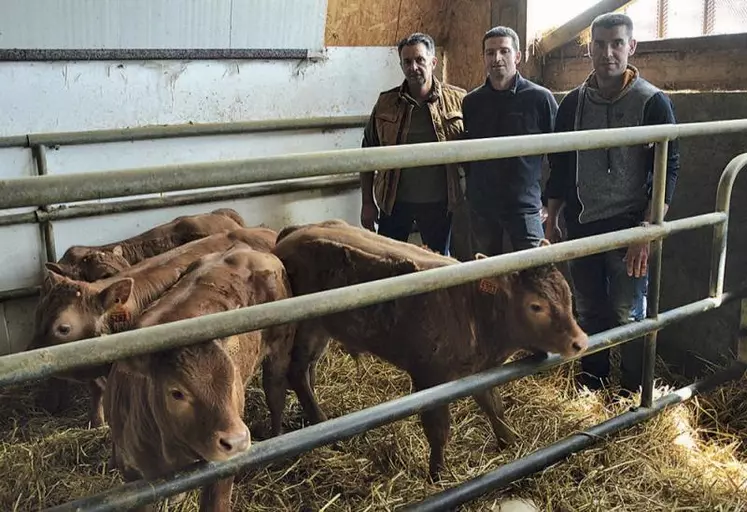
[{"xmin": 574, "ymin": 75, "xmax": 660, "ymax": 224}]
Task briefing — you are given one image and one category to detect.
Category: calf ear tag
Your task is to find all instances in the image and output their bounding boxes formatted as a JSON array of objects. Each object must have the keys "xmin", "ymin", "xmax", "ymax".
[
  {"xmin": 109, "ymin": 306, "xmax": 131, "ymax": 326},
  {"xmin": 479, "ymin": 279, "xmax": 499, "ymax": 295}
]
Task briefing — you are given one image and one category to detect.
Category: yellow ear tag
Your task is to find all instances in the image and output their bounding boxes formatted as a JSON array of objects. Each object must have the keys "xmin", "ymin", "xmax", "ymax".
[{"xmin": 108, "ymin": 306, "xmax": 131, "ymax": 326}]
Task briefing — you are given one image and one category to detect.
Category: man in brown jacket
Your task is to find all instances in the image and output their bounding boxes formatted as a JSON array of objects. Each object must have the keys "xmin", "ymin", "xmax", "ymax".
[{"xmin": 359, "ymin": 32, "xmax": 466, "ymax": 255}]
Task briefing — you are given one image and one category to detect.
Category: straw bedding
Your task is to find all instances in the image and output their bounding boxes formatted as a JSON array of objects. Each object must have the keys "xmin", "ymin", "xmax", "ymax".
[{"xmin": 0, "ymin": 344, "xmax": 745, "ymax": 511}]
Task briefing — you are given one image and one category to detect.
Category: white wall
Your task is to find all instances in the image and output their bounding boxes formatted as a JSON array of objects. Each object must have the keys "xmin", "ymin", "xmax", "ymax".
[
  {"xmin": 0, "ymin": 0, "xmax": 327, "ymax": 49},
  {"xmin": 0, "ymin": 46, "xmax": 404, "ymax": 354}
]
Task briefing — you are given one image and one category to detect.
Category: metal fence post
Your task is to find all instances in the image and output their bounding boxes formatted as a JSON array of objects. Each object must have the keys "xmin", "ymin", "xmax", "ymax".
[
  {"xmin": 641, "ymin": 139, "xmax": 669, "ymax": 408},
  {"xmin": 32, "ymin": 144, "xmax": 57, "ymax": 263}
]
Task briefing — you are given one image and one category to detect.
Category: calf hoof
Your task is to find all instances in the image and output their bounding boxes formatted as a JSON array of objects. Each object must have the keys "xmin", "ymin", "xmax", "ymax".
[
  {"xmin": 496, "ymin": 432, "xmax": 518, "ymax": 450},
  {"xmin": 89, "ymin": 412, "xmax": 106, "ymax": 429}
]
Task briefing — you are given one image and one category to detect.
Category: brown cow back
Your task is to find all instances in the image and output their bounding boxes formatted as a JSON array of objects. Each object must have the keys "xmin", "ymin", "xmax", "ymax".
[{"xmin": 53, "ymin": 208, "xmax": 247, "ymax": 281}]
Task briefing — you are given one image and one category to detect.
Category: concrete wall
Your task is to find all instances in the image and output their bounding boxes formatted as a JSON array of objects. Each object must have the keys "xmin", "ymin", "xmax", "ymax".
[
  {"xmin": 0, "ymin": 47, "xmax": 404, "ymax": 355},
  {"xmin": 657, "ymin": 92, "xmax": 747, "ymax": 377}
]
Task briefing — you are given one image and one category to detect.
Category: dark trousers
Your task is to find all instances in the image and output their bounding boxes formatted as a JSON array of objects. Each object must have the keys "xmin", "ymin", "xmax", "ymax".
[
  {"xmin": 378, "ymin": 201, "xmax": 452, "ymax": 255},
  {"xmin": 569, "ymin": 247, "xmax": 648, "ymax": 392}
]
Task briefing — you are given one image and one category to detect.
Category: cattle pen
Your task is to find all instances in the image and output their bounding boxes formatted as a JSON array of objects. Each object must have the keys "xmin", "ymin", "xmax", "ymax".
[{"xmin": 0, "ymin": 115, "xmax": 746, "ymax": 511}]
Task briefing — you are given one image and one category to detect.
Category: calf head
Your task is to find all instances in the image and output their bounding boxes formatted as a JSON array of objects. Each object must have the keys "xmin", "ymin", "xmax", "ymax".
[
  {"xmin": 122, "ymin": 340, "xmax": 251, "ymax": 463},
  {"xmin": 31, "ymin": 264, "xmax": 134, "ymax": 351},
  {"xmin": 77, "ymin": 246, "xmax": 131, "ymax": 281},
  {"xmin": 476, "ymin": 251, "xmax": 588, "ymax": 358}
]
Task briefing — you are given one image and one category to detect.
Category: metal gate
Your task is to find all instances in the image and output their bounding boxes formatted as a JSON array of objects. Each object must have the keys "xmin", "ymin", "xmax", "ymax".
[{"xmin": 0, "ymin": 116, "xmax": 746, "ymax": 511}]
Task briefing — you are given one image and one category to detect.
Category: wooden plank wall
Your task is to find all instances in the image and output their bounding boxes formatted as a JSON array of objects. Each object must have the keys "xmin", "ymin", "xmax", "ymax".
[
  {"xmin": 324, "ymin": 0, "xmax": 494, "ymax": 91},
  {"xmin": 543, "ymin": 33, "xmax": 747, "ymax": 92}
]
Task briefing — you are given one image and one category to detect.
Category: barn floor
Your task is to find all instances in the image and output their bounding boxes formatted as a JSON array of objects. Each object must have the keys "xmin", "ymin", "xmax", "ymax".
[{"xmin": 1, "ymin": 344, "xmax": 746, "ymax": 511}]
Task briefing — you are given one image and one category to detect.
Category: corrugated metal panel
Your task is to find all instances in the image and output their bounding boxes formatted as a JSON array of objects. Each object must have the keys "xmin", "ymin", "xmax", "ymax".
[
  {"xmin": 230, "ymin": 0, "xmax": 327, "ymax": 49},
  {"xmin": 0, "ymin": 0, "xmax": 327, "ymax": 49}
]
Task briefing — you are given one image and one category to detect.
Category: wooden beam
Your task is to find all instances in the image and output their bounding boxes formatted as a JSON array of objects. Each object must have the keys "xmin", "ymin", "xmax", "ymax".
[{"xmin": 535, "ymin": 0, "xmax": 635, "ymax": 56}]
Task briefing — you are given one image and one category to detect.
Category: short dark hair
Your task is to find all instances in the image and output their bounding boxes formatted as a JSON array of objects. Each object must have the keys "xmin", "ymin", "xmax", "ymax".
[
  {"xmin": 591, "ymin": 13, "xmax": 634, "ymax": 38},
  {"xmin": 397, "ymin": 33, "xmax": 436, "ymax": 56},
  {"xmin": 482, "ymin": 26, "xmax": 521, "ymax": 52}
]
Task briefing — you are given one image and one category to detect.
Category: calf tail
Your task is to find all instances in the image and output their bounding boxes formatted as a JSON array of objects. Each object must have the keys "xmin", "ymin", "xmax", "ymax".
[{"xmin": 211, "ymin": 208, "xmax": 247, "ymax": 227}]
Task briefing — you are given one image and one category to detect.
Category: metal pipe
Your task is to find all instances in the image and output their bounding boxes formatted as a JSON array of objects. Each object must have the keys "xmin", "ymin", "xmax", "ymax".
[
  {"xmin": 404, "ymin": 362, "xmax": 747, "ymax": 512},
  {"xmin": 535, "ymin": 0, "xmax": 635, "ymax": 55},
  {"xmin": 44, "ymin": 293, "xmax": 746, "ymax": 512},
  {"xmin": 0, "ymin": 48, "xmax": 317, "ymax": 63},
  {"xmin": 0, "ymin": 211, "xmax": 37, "ymax": 227},
  {"xmin": 709, "ymin": 153, "xmax": 747, "ymax": 299},
  {"xmin": 3, "ymin": 119, "xmax": 747, "ymax": 210},
  {"xmin": 0, "ymin": 213, "xmax": 725, "ymax": 386},
  {"xmin": 0, "ymin": 115, "xmax": 367, "ymax": 149},
  {"xmin": 0, "ymin": 174, "xmax": 358, "ymax": 225},
  {"xmin": 32, "ymin": 145, "xmax": 58, "ymax": 263},
  {"xmin": 641, "ymin": 140, "xmax": 669, "ymax": 407},
  {"xmin": 0, "ymin": 285, "xmax": 40, "ymax": 302}
]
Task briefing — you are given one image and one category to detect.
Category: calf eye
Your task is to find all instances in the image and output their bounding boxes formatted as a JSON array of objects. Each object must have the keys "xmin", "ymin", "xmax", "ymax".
[
  {"xmin": 56, "ymin": 324, "xmax": 72, "ymax": 336},
  {"xmin": 170, "ymin": 389, "xmax": 186, "ymax": 401},
  {"xmin": 530, "ymin": 303, "xmax": 543, "ymax": 312}
]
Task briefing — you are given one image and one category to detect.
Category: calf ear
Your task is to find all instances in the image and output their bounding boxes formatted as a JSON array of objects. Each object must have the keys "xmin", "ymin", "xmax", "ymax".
[
  {"xmin": 539, "ymin": 238, "xmax": 551, "ymax": 247},
  {"xmin": 474, "ymin": 253, "xmax": 488, "ymax": 260},
  {"xmin": 45, "ymin": 262, "xmax": 70, "ymax": 279},
  {"xmin": 99, "ymin": 278, "xmax": 134, "ymax": 311},
  {"xmin": 43, "ymin": 263, "xmax": 70, "ymax": 291}
]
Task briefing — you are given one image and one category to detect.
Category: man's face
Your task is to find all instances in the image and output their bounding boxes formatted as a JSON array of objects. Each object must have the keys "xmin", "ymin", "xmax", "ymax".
[
  {"xmin": 400, "ymin": 43, "xmax": 437, "ymax": 90},
  {"xmin": 590, "ymin": 25, "xmax": 637, "ymax": 80},
  {"xmin": 484, "ymin": 36, "xmax": 521, "ymax": 83}
]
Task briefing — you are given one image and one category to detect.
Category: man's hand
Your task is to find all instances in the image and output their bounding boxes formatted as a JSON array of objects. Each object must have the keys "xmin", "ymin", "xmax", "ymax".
[
  {"xmin": 361, "ymin": 202, "xmax": 378, "ymax": 231},
  {"xmin": 544, "ymin": 219, "xmax": 563, "ymax": 244},
  {"xmin": 624, "ymin": 241, "xmax": 650, "ymax": 278},
  {"xmin": 540, "ymin": 206, "xmax": 549, "ymax": 224}
]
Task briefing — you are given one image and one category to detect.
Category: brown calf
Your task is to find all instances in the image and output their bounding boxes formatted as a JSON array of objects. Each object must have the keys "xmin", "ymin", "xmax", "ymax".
[
  {"xmin": 273, "ymin": 220, "xmax": 588, "ymax": 480},
  {"xmin": 105, "ymin": 245, "xmax": 295, "ymax": 512},
  {"xmin": 31, "ymin": 227, "xmax": 277, "ymax": 426},
  {"xmin": 50, "ymin": 208, "xmax": 246, "ymax": 281}
]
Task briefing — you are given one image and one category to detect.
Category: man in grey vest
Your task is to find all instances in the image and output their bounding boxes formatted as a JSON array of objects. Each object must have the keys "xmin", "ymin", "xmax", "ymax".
[{"xmin": 544, "ymin": 13, "xmax": 680, "ymax": 396}]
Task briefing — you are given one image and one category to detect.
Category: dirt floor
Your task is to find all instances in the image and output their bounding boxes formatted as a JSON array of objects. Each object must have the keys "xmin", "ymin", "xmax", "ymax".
[{"xmin": 1, "ymin": 344, "xmax": 746, "ymax": 511}]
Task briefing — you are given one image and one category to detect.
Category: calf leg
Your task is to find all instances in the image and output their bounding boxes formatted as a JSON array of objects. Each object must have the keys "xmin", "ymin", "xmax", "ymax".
[
  {"xmin": 287, "ymin": 321, "xmax": 328, "ymax": 425},
  {"xmin": 413, "ymin": 377, "xmax": 451, "ymax": 481},
  {"xmin": 472, "ymin": 388, "xmax": 517, "ymax": 448},
  {"xmin": 88, "ymin": 378, "xmax": 106, "ymax": 428},
  {"xmin": 199, "ymin": 477, "xmax": 235, "ymax": 512},
  {"xmin": 262, "ymin": 355, "xmax": 289, "ymax": 437}
]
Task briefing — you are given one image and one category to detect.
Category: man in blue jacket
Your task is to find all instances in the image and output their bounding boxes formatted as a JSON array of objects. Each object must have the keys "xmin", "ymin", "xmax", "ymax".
[
  {"xmin": 544, "ymin": 13, "xmax": 680, "ymax": 396},
  {"xmin": 458, "ymin": 26, "xmax": 558, "ymax": 259}
]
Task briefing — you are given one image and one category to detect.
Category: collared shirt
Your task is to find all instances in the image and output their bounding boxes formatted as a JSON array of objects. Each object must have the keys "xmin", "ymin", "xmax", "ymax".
[{"xmin": 462, "ymin": 73, "xmax": 558, "ymax": 216}]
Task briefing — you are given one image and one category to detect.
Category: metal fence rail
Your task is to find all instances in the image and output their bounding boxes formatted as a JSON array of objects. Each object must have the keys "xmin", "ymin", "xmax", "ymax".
[
  {"xmin": 0, "ymin": 115, "xmax": 368, "ymax": 148},
  {"xmin": 3, "ymin": 119, "xmax": 747, "ymax": 210},
  {"xmin": 0, "ymin": 121, "xmax": 743, "ymax": 510}
]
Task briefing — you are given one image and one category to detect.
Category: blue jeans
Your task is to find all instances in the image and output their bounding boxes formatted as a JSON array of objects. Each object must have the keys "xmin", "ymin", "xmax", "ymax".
[
  {"xmin": 378, "ymin": 201, "xmax": 452, "ymax": 255},
  {"xmin": 569, "ymin": 248, "xmax": 648, "ymax": 391},
  {"xmin": 463, "ymin": 205, "xmax": 544, "ymax": 257}
]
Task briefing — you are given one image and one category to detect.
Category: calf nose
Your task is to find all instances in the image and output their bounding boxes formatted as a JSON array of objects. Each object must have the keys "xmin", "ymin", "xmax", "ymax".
[
  {"xmin": 218, "ymin": 427, "xmax": 251, "ymax": 455},
  {"xmin": 571, "ymin": 335, "xmax": 589, "ymax": 354}
]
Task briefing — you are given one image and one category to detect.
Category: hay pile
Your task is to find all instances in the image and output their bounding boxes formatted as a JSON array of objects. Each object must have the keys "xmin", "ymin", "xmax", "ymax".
[{"xmin": 1, "ymin": 344, "xmax": 746, "ymax": 511}]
